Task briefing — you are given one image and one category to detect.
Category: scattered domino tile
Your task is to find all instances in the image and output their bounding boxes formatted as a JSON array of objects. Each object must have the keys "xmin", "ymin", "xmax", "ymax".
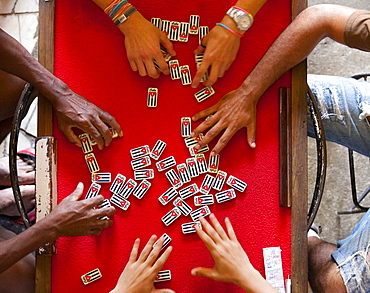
[
  {"xmin": 182, "ymin": 221, "xmax": 201, "ymax": 234},
  {"xmin": 194, "ymin": 86, "xmax": 215, "ymax": 102},
  {"xmin": 190, "ymin": 206, "xmax": 211, "ymax": 221},
  {"xmin": 208, "ymin": 154, "xmax": 220, "ymax": 173},
  {"xmin": 195, "ymin": 154, "xmax": 207, "ymax": 174},
  {"xmin": 109, "ymin": 128, "xmax": 119, "ymax": 138},
  {"xmin": 130, "ymin": 145, "xmax": 150, "ymax": 159},
  {"xmin": 97, "ymin": 199, "xmax": 111, "ymax": 220},
  {"xmin": 213, "ymin": 170, "xmax": 227, "ymax": 191},
  {"xmin": 181, "ymin": 117, "xmax": 192, "ymax": 137},
  {"xmin": 79, "ymin": 133, "xmax": 93, "ymax": 154},
  {"xmin": 169, "ymin": 60, "xmax": 181, "ymax": 80},
  {"xmin": 184, "ymin": 133, "xmax": 204, "ymax": 148},
  {"xmin": 147, "ymin": 87, "xmax": 158, "ymax": 107},
  {"xmin": 162, "ymin": 207, "xmax": 181, "ymax": 226},
  {"xmin": 177, "ymin": 163, "xmax": 191, "ymax": 183},
  {"xmin": 189, "ymin": 15, "xmax": 200, "ymax": 34},
  {"xmin": 165, "ymin": 169, "xmax": 183, "ymax": 189},
  {"xmin": 89, "ymin": 135, "xmax": 97, "ymax": 146},
  {"xmin": 150, "ymin": 140, "xmax": 167, "ymax": 160},
  {"xmin": 131, "ymin": 156, "xmax": 151, "ymax": 170},
  {"xmin": 179, "ymin": 22, "xmax": 190, "ymax": 42},
  {"xmin": 158, "ymin": 187, "xmax": 178, "ymax": 205},
  {"xmin": 161, "ymin": 20, "xmax": 171, "ymax": 36},
  {"xmin": 156, "ymin": 156, "xmax": 176, "ymax": 172},
  {"xmin": 173, "ymin": 197, "xmax": 192, "ymax": 216},
  {"xmin": 134, "ymin": 169, "xmax": 154, "ymax": 181},
  {"xmin": 215, "ymin": 189, "xmax": 236, "ymax": 203},
  {"xmin": 198, "ymin": 26, "xmax": 209, "ymax": 44},
  {"xmin": 169, "ymin": 21, "xmax": 180, "ymax": 41},
  {"xmin": 151, "ymin": 17, "xmax": 161, "ymax": 29},
  {"xmin": 200, "ymin": 174, "xmax": 215, "ymax": 194},
  {"xmin": 110, "ymin": 173, "xmax": 126, "ymax": 195},
  {"xmin": 85, "ymin": 182, "xmax": 101, "ymax": 199},
  {"xmin": 81, "ymin": 268, "xmax": 102, "ymax": 285},
  {"xmin": 186, "ymin": 157, "xmax": 199, "ymax": 178},
  {"xmin": 110, "ymin": 194, "xmax": 130, "ymax": 210},
  {"xmin": 85, "ymin": 153, "xmax": 100, "ymax": 173},
  {"xmin": 160, "ymin": 46, "xmax": 172, "ymax": 61},
  {"xmin": 194, "ymin": 194, "xmax": 214, "ymax": 206},
  {"xmin": 180, "ymin": 65, "xmax": 192, "ymax": 85},
  {"xmin": 226, "ymin": 175, "xmax": 248, "ymax": 192},
  {"xmin": 92, "ymin": 172, "xmax": 111, "ymax": 183},
  {"xmin": 133, "ymin": 179, "xmax": 151, "ymax": 199},
  {"xmin": 118, "ymin": 178, "xmax": 137, "ymax": 199},
  {"xmin": 179, "ymin": 183, "xmax": 199, "ymax": 199},
  {"xmin": 155, "ymin": 270, "xmax": 172, "ymax": 282},
  {"xmin": 189, "ymin": 144, "xmax": 209, "ymax": 156},
  {"xmin": 196, "ymin": 62, "xmax": 209, "ymax": 82},
  {"xmin": 153, "ymin": 233, "xmax": 171, "ymax": 250}
]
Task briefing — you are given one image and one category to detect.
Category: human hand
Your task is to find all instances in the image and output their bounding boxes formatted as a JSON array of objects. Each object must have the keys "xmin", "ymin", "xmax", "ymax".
[
  {"xmin": 110, "ymin": 235, "xmax": 174, "ymax": 293},
  {"xmin": 191, "ymin": 25, "xmax": 240, "ymax": 88},
  {"xmin": 0, "ymin": 185, "xmax": 35, "ymax": 216},
  {"xmin": 191, "ymin": 214, "xmax": 253, "ymax": 286},
  {"xmin": 51, "ymin": 86, "xmax": 122, "ymax": 150},
  {"xmin": 119, "ymin": 12, "xmax": 176, "ymax": 79},
  {"xmin": 0, "ymin": 156, "xmax": 35, "ymax": 186},
  {"xmin": 191, "ymin": 89, "xmax": 257, "ymax": 156},
  {"xmin": 44, "ymin": 182, "xmax": 115, "ymax": 238}
]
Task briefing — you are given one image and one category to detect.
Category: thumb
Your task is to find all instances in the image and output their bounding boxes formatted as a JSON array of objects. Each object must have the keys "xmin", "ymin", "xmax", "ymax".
[
  {"xmin": 191, "ymin": 267, "xmax": 218, "ymax": 280},
  {"xmin": 67, "ymin": 182, "xmax": 84, "ymax": 201},
  {"xmin": 152, "ymin": 289, "xmax": 176, "ymax": 293}
]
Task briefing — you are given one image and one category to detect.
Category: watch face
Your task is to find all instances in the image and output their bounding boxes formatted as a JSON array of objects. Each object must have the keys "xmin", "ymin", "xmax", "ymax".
[{"xmin": 235, "ymin": 15, "xmax": 252, "ymax": 30}]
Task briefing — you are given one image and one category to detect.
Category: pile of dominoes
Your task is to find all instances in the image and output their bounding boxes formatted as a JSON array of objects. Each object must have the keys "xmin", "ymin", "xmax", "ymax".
[
  {"xmin": 147, "ymin": 14, "xmax": 216, "ymax": 108},
  {"xmin": 79, "ymin": 13, "xmax": 247, "ymax": 285}
]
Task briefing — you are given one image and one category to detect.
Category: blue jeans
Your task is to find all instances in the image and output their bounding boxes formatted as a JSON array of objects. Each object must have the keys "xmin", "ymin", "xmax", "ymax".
[
  {"xmin": 331, "ymin": 208, "xmax": 370, "ymax": 292},
  {"xmin": 307, "ymin": 74, "xmax": 370, "ymax": 158}
]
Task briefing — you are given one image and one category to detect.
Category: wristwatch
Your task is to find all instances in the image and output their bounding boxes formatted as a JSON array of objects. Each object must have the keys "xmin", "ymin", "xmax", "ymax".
[
  {"xmin": 226, "ymin": 7, "xmax": 253, "ymax": 31},
  {"xmin": 115, "ymin": 6, "xmax": 137, "ymax": 26}
]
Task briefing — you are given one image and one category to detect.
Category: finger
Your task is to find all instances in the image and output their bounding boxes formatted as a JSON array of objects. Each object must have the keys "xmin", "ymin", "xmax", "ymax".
[
  {"xmin": 193, "ymin": 118, "xmax": 224, "ymax": 150},
  {"xmin": 246, "ymin": 121, "xmax": 257, "ymax": 149},
  {"xmin": 191, "ymin": 267, "xmax": 218, "ymax": 280},
  {"xmin": 152, "ymin": 289, "xmax": 176, "ymax": 293},
  {"xmin": 92, "ymin": 118, "xmax": 112, "ymax": 148},
  {"xmin": 89, "ymin": 218, "xmax": 114, "ymax": 230},
  {"xmin": 209, "ymin": 125, "xmax": 238, "ymax": 156},
  {"xmin": 18, "ymin": 170, "xmax": 35, "ymax": 185},
  {"xmin": 19, "ymin": 184, "xmax": 36, "ymax": 197},
  {"xmin": 195, "ymin": 218, "xmax": 216, "ymax": 251},
  {"xmin": 84, "ymin": 124, "xmax": 105, "ymax": 151},
  {"xmin": 160, "ymin": 33, "xmax": 176, "ymax": 56},
  {"xmin": 208, "ymin": 213, "xmax": 228, "ymax": 240},
  {"xmin": 128, "ymin": 58, "xmax": 138, "ymax": 72},
  {"xmin": 66, "ymin": 182, "xmax": 84, "ymax": 201},
  {"xmin": 152, "ymin": 245, "xmax": 172, "ymax": 272},
  {"xmin": 129, "ymin": 238, "xmax": 140, "ymax": 263},
  {"xmin": 89, "ymin": 228, "xmax": 103, "ymax": 235},
  {"xmin": 203, "ymin": 67, "xmax": 219, "ymax": 87},
  {"xmin": 192, "ymin": 104, "xmax": 217, "ymax": 123},
  {"xmin": 225, "ymin": 217, "xmax": 237, "ymax": 241},
  {"xmin": 98, "ymin": 111, "xmax": 123, "ymax": 138},
  {"xmin": 136, "ymin": 60, "xmax": 148, "ymax": 77},
  {"xmin": 191, "ymin": 60, "xmax": 210, "ymax": 88},
  {"xmin": 84, "ymin": 194, "xmax": 105, "ymax": 208},
  {"xmin": 92, "ymin": 205, "xmax": 116, "ymax": 218},
  {"xmin": 198, "ymin": 216, "xmax": 222, "ymax": 244},
  {"xmin": 154, "ymin": 56, "xmax": 170, "ymax": 76},
  {"xmin": 146, "ymin": 235, "xmax": 165, "ymax": 264},
  {"xmin": 193, "ymin": 44, "xmax": 206, "ymax": 55},
  {"xmin": 145, "ymin": 59, "xmax": 160, "ymax": 79},
  {"xmin": 60, "ymin": 126, "xmax": 81, "ymax": 147},
  {"xmin": 138, "ymin": 235, "xmax": 157, "ymax": 262}
]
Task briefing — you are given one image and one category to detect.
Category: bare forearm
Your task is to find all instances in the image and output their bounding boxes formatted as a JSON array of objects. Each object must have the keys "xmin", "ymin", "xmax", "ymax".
[
  {"xmin": 235, "ymin": 0, "xmax": 267, "ymax": 16},
  {"xmin": 240, "ymin": 5, "xmax": 356, "ymax": 101},
  {"xmin": 0, "ymin": 218, "xmax": 57, "ymax": 273}
]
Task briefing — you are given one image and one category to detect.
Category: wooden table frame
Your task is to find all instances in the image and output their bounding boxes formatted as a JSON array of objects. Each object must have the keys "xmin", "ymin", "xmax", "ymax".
[{"xmin": 36, "ymin": 0, "xmax": 307, "ymax": 291}]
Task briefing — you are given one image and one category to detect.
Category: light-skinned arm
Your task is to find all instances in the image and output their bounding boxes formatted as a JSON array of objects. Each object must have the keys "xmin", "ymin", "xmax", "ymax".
[
  {"xmin": 92, "ymin": 0, "xmax": 176, "ymax": 79},
  {"xmin": 192, "ymin": 4, "xmax": 356, "ymax": 155},
  {"xmin": 0, "ymin": 29, "xmax": 122, "ymax": 150},
  {"xmin": 0, "ymin": 182, "xmax": 115, "ymax": 274},
  {"xmin": 191, "ymin": 0, "xmax": 267, "ymax": 88},
  {"xmin": 193, "ymin": 214, "xmax": 278, "ymax": 292}
]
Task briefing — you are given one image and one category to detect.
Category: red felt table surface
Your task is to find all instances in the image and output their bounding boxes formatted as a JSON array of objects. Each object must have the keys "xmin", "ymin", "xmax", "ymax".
[{"xmin": 52, "ymin": 0, "xmax": 292, "ymax": 292}]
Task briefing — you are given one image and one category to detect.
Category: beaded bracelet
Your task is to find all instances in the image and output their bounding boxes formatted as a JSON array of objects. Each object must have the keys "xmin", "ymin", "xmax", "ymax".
[
  {"xmin": 104, "ymin": 0, "xmax": 137, "ymax": 27},
  {"xmin": 216, "ymin": 23, "xmax": 244, "ymax": 37}
]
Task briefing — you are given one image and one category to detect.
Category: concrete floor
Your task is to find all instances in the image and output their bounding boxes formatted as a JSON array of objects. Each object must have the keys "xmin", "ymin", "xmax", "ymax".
[{"xmin": 308, "ymin": 0, "xmax": 370, "ymax": 244}]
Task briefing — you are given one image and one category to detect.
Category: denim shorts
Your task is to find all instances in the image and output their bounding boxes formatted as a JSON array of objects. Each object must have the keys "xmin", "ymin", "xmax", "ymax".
[
  {"xmin": 331, "ymin": 208, "xmax": 370, "ymax": 292},
  {"xmin": 307, "ymin": 74, "xmax": 370, "ymax": 158}
]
